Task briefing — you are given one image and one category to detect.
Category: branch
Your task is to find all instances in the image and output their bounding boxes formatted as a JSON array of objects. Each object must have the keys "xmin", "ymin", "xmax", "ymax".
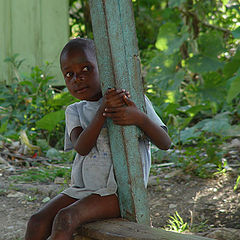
[{"xmin": 180, "ymin": 9, "xmax": 231, "ymax": 35}]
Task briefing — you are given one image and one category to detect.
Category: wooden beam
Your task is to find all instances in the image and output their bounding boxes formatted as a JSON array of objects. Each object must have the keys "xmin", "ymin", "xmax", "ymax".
[
  {"xmin": 89, "ymin": 0, "xmax": 150, "ymax": 224},
  {"xmin": 74, "ymin": 219, "xmax": 214, "ymax": 240}
]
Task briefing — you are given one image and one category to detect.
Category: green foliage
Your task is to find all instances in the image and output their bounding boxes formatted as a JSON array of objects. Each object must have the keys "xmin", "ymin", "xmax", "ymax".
[
  {"xmin": 232, "ymin": 27, "xmax": 240, "ymax": 39},
  {"xmin": 156, "ymin": 22, "xmax": 189, "ymax": 55},
  {"xmin": 165, "ymin": 211, "xmax": 189, "ymax": 233},
  {"xmin": 227, "ymin": 73, "xmax": 240, "ymax": 103},
  {"xmin": 234, "ymin": 175, "xmax": 240, "ymax": 191},
  {"xmin": 138, "ymin": 0, "xmax": 240, "ymax": 178},
  {"xmin": 1, "ymin": 1, "xmax": 239, "ymax": 182},
  {"xmin": 36, "ymin": 110, "xmax": 65, "ymax": 132},
  {"xmin": 0, "ymin": 55, "xmax": 76, "ymax": 147},
  {"xmin": 69, "ymin": 0, "xmax": 93, "ymax": 38}
]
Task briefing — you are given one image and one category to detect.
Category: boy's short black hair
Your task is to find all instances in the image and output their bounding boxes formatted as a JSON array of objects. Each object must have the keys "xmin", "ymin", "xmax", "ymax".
[{"xmin": 60, "ymin": 38, "xmax": 96, "ymax": 62}]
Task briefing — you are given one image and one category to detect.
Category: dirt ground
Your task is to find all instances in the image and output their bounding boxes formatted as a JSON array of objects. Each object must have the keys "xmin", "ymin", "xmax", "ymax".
[
  {"xmin": 1, "ymin": 140, "xmax": 240, "ymax": 240},
  {"xmin": 1, "ymin": 167, "xmax": 240, "ymax": 240}
]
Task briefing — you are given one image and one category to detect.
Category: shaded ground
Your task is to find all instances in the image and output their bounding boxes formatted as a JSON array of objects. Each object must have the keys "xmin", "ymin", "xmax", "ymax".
[
  {"xmin": 1, "ymin": 167, "xmax": 240, "ymax": 240},
  {"xmin": 149, "ymin": 170, "xmax": 240, "ymax": 230},
  {"xmin": 1, "ymin": 139, "xmax": 240, "ymax": 240}
]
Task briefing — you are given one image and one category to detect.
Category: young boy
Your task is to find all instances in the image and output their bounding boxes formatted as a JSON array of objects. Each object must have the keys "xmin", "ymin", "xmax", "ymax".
[{"xmin": 25, "ymin": 38, "xmax": 171, "ymax": 240}]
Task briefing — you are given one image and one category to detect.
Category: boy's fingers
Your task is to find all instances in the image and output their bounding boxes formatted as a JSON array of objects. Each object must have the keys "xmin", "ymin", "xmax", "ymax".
[
  {"xmin": 104, "ymin": 107, "xmax": 118, "ymax": 112},
  {"xmin": 106, "ymin": 88, "xmax": 127, "ymax": 94},
  {"xmin": 123, "ymin": 95, "xmax": 132, "ymax": 106},
  {"xmin": 106, "ymin": 92, "xmax": 126, "ymax": 102},
  {"xmin": 106, "ymin": 89, "xmax": 120, "ymax": 97}
]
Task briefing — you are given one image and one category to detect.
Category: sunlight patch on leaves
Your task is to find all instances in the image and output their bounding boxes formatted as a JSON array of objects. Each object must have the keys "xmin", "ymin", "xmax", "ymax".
[{"xmin": 156, "ymin": 23, "xmax": 188, "ymax": 55}]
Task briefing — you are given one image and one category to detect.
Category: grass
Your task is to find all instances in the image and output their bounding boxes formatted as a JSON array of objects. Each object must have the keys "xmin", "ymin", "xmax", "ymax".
[
  {"xmin": 164, "ymin": 211, "xmax": 210, "ymax": 234},
  {"xmin": 164, "ymin": 211, "xmax": 189, "ymax": 233},
  {"xmin": 9, "ymin": 165, "xmax": 71, "ymax": 183}
]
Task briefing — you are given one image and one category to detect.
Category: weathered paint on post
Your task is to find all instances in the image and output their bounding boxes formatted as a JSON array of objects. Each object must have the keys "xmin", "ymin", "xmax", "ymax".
[{"xmin": 89, "ymin": 0, "xmax": 150, "ymax": 225}]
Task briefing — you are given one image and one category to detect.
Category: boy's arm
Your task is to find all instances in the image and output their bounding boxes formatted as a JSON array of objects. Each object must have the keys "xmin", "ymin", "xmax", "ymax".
[
  {"xmin": 70, "ymin": 102, "xmax": 106, "ymax": 156},
  {"xmin": 70, "ymin": 89, "xmax": 128, "ymax": 156},
  {"xmin": 103, "ymin": 95, "xmax": 171, "ymax": 150}
]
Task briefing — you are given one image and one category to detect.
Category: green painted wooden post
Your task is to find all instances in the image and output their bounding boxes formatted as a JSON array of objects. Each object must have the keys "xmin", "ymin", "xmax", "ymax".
[
  {"xmin": 0, "ymin": 0, "xmax": 69, "ymax": 85},
  {"xmin": 89, "ymin": 0, "xmax": 150, "ymax": 225}
]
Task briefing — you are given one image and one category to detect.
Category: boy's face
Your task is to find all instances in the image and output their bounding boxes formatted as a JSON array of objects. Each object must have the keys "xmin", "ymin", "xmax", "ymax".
[{"xmin": 60, "ymin": 48, "xmax": 102, "ymax": 101}]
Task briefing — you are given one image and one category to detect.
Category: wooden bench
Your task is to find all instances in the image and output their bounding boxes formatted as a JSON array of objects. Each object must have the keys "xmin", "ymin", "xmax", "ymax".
[{"xmin": 74, "ymin": 219, "xmax": 213, "ymax": 240}]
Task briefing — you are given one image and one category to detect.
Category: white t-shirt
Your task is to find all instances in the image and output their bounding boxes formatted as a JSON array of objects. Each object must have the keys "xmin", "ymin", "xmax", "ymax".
[{"xmin": 63, "ymin": 96, "xmax": 166, "ymax": 199}]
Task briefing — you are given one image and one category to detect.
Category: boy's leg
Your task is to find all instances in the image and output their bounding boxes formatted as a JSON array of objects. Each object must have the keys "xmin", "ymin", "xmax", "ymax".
[
  {"xmin": 25, "ymin": 193, "xmax": 78, "ymax": 240},
  {"xmin": 50, "ymin": 194, "xmax": 120, "ymax": 240}
]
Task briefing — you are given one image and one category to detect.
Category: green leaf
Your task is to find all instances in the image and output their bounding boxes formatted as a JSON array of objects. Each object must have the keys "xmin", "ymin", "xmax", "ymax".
[
  {"xmin": 168, "ymin": 0, "xmax": 187, "ymax": 8},
  {"xmin": 47, "ymin": 92, "xmax": 76, "ymax": 107},
  {"xmin": 46, "ymin": 148, "xmax": 62, "ymax": 159},
  {"xmin": 168, "ymin": 70, "xmax": 185, "ymax": 90},
  {"xmin": 194, "ymin": 113, "xmax": 232, "ymax": 136},
  {"xmin": 187, "ymin": 55, "xmax": 224, "ymax": 73},
  {"xmin": 0, "ymin": 120, "xmax": 8, "ymax": 134},
  {"xmin": 198, "ymin": 31, "xmax": 224, "ymax": 58},
  {"xmin": 180, "ymin": 127, "xmax": 201, "ymax": 144},
  {"xmin": 201, "ymin": 118, "xmax": 231, "ymax": 134},
  {"xmin": 36, "ymin": 110, "xmax": 65, "ymax": 132},
  {"xmin": 156, "ymin": 22, "xmax": 177, "ymax": 51},
  {"xmin": 156, "ymin": 23, "xmax": 188, "ymax": 55},
  {"xmin": 19, "ymin": 80, "xmax": 33, "ymax": 87},
  {"xmin": 232, "ymin": 27, "xmax": 240, "ymax": 39},
  {"xmin": 223, "ymin": 49, "xmax": 240, "ymax": 79},
  {"xmin": 177, "ymin": 104, "xmax": 209, "ymax": 118},
  {"xmin": 227, "ymin": 75, "xmax": 240, "ymax": 103},
  {"xmin": 234, "ymin": 175, "xmax": 240, "ymax": 191},
  {"xmin": 199, "ymin": 72, "xmax": 226, "ymax": 102},
  {"xmin": 36, "ymin": 139, "xmax": 50, "ymax": 152},
  {"xmin": 42, "ymin": 197, "xmax": 51, "ymax": 203}
]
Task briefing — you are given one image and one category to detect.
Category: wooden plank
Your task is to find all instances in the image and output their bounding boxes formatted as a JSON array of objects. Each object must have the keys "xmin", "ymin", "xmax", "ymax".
[
  {"xmin": 74, "ymin": 219, "xmax": 213, "ymax": 240},
  {"xmin": 0, "ymin": 0, "xmax": 12, "ymax": 82},
  {"xmin": 41, "ymin": 0, "xmax": 69, "ymax": 85},
  {"xmin": 89, "ymin": 0, "xmax": 150, "ymax": 224},
  {"xmin": 0, "ymin": 0, "xmax": 68, "ymax": 84},
  {"xmin": 11, "ymin": 0, "xmax": 41, "ymax": 69}
]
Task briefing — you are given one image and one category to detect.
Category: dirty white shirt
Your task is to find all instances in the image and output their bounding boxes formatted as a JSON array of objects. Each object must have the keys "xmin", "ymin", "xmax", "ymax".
[{"xmin": 62, "ymin": 96, "xmax": 166, "ymax": 199}]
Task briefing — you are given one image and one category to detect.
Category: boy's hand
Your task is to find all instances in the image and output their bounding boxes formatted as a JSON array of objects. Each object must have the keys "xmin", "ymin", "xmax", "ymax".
[
  {"xmin": 103, "ymin": 95, "xmax": 143, "ymax": 126},
  {"xmin": 104, "ymin": 88, "xmax": 130, "ymax": 108}
]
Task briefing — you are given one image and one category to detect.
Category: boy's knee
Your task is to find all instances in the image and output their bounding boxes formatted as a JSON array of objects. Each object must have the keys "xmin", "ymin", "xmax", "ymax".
[
  {"xmin": 53, "ymin": 208, "xmax": 74, "ymax": 231},
  {"xmin": 25, "ymin": 212, "xmax": 52, "ymax": 240},
  {"xmin": 28, "ymin": 212, "xmax": 44, "ymax": 229}
]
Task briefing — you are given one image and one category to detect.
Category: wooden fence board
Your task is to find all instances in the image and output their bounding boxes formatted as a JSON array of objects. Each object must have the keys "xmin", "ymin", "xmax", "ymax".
[{"xmin": 0, "ymin": 0, "xmax": 69, "ymax": 84}]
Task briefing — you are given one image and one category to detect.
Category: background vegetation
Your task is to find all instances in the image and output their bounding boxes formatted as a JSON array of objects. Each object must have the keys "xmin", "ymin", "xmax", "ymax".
[{"xmin": 0, "ymin": 0, "xmax": 239, "ymax": 179}]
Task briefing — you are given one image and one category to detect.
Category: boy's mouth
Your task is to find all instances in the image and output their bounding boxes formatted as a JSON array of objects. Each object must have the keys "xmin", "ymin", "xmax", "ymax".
[{"xmin": 75, "ymin": 87, "xmax": 88, "ymax": 93}]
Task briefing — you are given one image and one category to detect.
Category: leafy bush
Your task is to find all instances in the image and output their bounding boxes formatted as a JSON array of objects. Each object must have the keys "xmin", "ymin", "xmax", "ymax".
[
  {"xmin": 140, "ymin": 0, "xmax": 240, "ymax": 177},
  {"xmin": 0, "ymin": 54, "xmax": 76, "ymax": 148},
  {"xmin": 1, "ymin": 1, "xmax": 239, "ymax": 178}
]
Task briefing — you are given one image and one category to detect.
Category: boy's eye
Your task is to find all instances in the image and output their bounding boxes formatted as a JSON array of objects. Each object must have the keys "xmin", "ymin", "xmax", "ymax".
[
  {"xmin": 66, "ymin": 72, "xmax": 72, "ymax": 78},
  {"xmin": 82, "ymin": 66, "xmax": 90, "ymax": 72}
]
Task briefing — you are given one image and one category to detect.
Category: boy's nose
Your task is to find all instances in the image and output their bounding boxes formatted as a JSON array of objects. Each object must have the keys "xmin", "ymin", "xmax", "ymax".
[{"xmin": 73, "ymin": 73, "xmax": 84, "ymax": 82}]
